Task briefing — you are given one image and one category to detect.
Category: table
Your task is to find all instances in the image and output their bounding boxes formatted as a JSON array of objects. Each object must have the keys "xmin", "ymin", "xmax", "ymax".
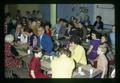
[{"xmin": 72, "ymin": 65, "xmax": 102, "ymax": 78}]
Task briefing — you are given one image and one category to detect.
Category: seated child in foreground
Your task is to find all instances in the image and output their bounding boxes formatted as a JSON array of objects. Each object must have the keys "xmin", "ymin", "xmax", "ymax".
[{"xmin": 29, "ymin": 47, "xmax": 49, "ymax": 78}]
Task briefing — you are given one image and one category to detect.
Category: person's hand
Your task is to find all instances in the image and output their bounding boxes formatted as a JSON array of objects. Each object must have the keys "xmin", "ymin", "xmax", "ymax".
[{"xmin": 47, "ymin": 70, "xmax": 52, "ymax": 74}]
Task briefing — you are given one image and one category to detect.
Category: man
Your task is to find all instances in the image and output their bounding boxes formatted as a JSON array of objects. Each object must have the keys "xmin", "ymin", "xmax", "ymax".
[
  {"xmin": 37, "ymin": 25, "xmax": 53, "ymax": 55},
  {"xmin": 69, "ymin": 36, "xmax": 87, "ymax": 65},
  {"xmin": 51, "ymin": 49, "xmax": 75, "ymax": 78}
]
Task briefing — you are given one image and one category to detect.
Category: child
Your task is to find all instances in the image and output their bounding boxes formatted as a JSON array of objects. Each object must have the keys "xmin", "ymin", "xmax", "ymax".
[
  {"xmin": 29, "ymin": 47, "xmax": 48, "ymax": 78},
  {"xmin": 97, "ymin": 45, "xmax": 108, "ymax": 78}
]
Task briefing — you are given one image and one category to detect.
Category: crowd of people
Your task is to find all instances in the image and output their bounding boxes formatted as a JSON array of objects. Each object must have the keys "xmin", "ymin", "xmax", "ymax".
[{"xmin": 4, "ymin": 10, "xmax": 115, "ymax": 78}]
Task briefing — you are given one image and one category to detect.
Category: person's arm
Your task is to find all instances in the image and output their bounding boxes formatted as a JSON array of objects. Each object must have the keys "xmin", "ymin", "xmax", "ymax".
[
  {"xmin": 11, "ymin": 45, "xmax": 19, "ymax": 56},
  {"xmin": 30, "ymin": 70, "xmax": 36, "ymax": 78},
  {"xmin": 101, "ymin": 65, "xmax": 107, "ymax": 78},
  {"xmin": 87, "ymin": 45, "xmax": 93, "ymax": 55}
]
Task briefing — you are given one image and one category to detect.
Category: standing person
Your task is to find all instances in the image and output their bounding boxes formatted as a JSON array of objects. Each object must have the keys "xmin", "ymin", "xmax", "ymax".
[
  {"xmin": 97, "ymin": 45, "xmax": 108, "ymax": 78},
  {"xmin": 69, "ymin": 36, "xmax": 87, "ymax": 65},
  {"xmin": 94, "ymin": 15, "xmax": 104, "ymax": 30},
  {"xmin": 109, "ymin": 25, "xmax": 115, "ymax": 46},
  {"xmin": 37, "ymin": 25, "xmax": 53, "ymax": 55},
  {"xmin": 29, "ymin": 47, "xmax": 48, "ymax": 78},
  {"xmin": 87, "ymin": 31, "xmax": 101, "ymax": 68},
  {"xmin": 51, "ymin": 48, "xmax": 75, "ymax": 78}
]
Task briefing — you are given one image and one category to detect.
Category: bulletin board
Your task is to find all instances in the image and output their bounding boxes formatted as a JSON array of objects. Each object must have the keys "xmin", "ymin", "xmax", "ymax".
[{"xmin": 96, "ymin": 4, "xmax": 115, "ymax": 25}]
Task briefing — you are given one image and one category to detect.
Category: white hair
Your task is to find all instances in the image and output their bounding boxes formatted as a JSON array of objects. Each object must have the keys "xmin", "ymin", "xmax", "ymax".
[{"xmin": 5, "ymin": 34, "xmax": 14, "ymax": 43}]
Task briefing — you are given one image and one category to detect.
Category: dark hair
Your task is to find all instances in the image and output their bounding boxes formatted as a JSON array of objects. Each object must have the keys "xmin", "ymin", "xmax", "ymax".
[
  {"xmin": 39, "ymin": 24, "xmax": 45, "ymax": 30},
  {"xmin": 45, "ymin": 22, "xmax": 51, "ymax": 28},
  {"xmin": 24, "ymin": 27, "xmax": 33, "ymax": 33},
  {"xmin": 69, "ymin": 36, "xmax": 82, "ymax": 45},
  {"xmin": 96, "ymin": 15, "xmax": 102, "ymax": 20},
  {"xmin": 59, "ymin": 48, "xmax": 71, "ymax": 57},
  {"xmin": 91, "ymin": 30, "xmax": 101, "ymax": 39},
  {"xmin": 32, "ymin": 47, "xmax": 42, "ymax": 55},
  {"xmin": 67, "ymin": 22, "xmax": 75, "ymax": 27}
]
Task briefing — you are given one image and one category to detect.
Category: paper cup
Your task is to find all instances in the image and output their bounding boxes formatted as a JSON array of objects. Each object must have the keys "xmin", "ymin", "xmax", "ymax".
[
  {"xmin": 27, "ymin": 49, "xmax": 30, "ymax": 54},
  {"xmin": 89, "ymin": 68, "xmax": 93, "ymax": 75}
]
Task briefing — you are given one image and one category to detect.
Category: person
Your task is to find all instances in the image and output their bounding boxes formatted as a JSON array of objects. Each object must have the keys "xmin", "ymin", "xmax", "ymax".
[
  {"xmin": 87, "ymin": 31, "xmax": 101, "ymax": 68},
  {"xmin": 59, "ymin": 19, "xmax": 68, "ymax": 35},
  {"xmin": 25, "ymin": 11, "xmax": 31, "ymax": 20},
  {"xmin": 36, "ymin": 10, "xmax": 42, "ymax": 20},
  {"xmin": 31, "ymin": 21, "xmax": 38, "ymax": 36},
  {"xmin": 86, "ymin": 25, "xmax": 94, "ymax": 40},
  {"xmin": 29, "ymin": 47, "xmax": 48, "ymax": 78},
  {"xmin": 5, "ymin": 34, "xmax": 21, "ymax": 69},
  {"xmin": 77, "ymin": 22, "xmax": 87, "ymax": 40},
  {"xmin": 11, "ymin": 24, "xmax": 22, "ymax": 42},
  {"xmin": 109, "ymin": 25, "xmax": 115, "ymax": 46},
  {"xmin": 101, "ymin": 34, "xmax": 112, "ymax": 56},
  {"xmin": 97, "ymin": 45, "xmax": 108, "ymax": 78},
  {"xmin": 24, "ymin": 28, "xmax": 38, "ymax": 48},
  {"xmin": 64, "ymin": 22, "xmax": 75, "ymax": 37},
  {"xmin": 45, "ymin": 22, "xmax": 52, "ymax": 36},
  {"xmin": 51, "ymin": 48, "xmax": 75, "ymax": 78},
  {"xmin": 94, "ymin": 15, "xmax": 104, "ymax": 30},
  {"xmin": 69, "ymin": 36, "xmax": 87, "ymax": 65},
  {"xmin": 37, "ymin": 25, "xmax": 53, "ymax": 55}
]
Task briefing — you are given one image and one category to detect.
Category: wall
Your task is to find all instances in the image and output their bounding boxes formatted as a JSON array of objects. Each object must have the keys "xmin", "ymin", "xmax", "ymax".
[
  {"xmin": 40, "ymin": 4, "xmax": 50, "ymax": 22},
  {"xmin": 93, "ymin": 4, "xmax": 115, "ymax": 29},
  {"xmin": 57, "ymin": 4, "xmax": 94, "ymax": 23},
  {"xmin": 17, "ymin": 4, "xmax": 41, "ymax": 16}
]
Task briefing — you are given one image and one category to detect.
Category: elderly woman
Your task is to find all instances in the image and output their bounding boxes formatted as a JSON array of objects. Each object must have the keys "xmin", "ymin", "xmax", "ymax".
[{"xmin": 4, "ymin": 34, "xmax": 21, "ymax": 69}]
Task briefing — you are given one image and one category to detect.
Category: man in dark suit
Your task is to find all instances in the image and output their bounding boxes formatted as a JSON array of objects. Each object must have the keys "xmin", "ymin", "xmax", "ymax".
[{"xmin": 37, "ymin": 25, "xmax": 53, "ymax": 55}]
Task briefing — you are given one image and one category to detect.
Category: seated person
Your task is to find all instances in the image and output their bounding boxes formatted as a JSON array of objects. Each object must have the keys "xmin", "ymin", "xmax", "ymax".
[
  {"xmin": 45, "ymin": 22, "xmax": 52, "ymax": 36},
  {"xmin": 29, "ymin": 47, "xmax": 48, "ymax": 78},
  {"xmin": 69, "ymin": 36, "xmax": 87, "ymax": 65},
  {"xmin": 51, "ymin": 48, "xmax": 75, "ymax": 78},
  {"xmin": 94, "ymin": 15, "xmax": 104, "ymax": 30},
  {"xmin": 101, "ymin": 34, "xmax": 113, "ymax": 56},
  {"xmin": 24, "ymin": 28, "xmax": 38, "ymax": 48},
  {"xmin": 64, "ymin": 22, "xmax": 75, "ymax": 37},
  {"xmin": 97, "ymin": 45, "xmax": 108, "ymax": 78},
  {"xmin": 5, "ymin": 34, "xmax": 21, "ymax": 69},
  {"xmin": 86, "ymin": 25, "xmax": 94, "ymax": 40},
  {"xmin": 37, "ymin": 25, "xmax": 53, "ymax": 55},
  {"xmin": 87, "ymin": 31, "xmax": 101, "ymax": 67}
]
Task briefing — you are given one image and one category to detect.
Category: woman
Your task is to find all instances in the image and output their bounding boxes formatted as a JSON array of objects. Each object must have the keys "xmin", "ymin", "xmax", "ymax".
[
  {"xmin": 5, "ymin": 34, "xmax": 21, "ymax": 69},
  {"xmin": 45, "ymin": 23, "xmax": 52, "ymax": 36},
  {"xmin": 29, "ymin": 47, "xmax": 48, "ymax": 78},
  {"xmin": 64, "ymin": 22, "xmax": 74, "ymax": 37},
  {"xmin": 101, "ymin": 34, "xmax": 112, "ymax": 56},
  {"xmin": 87, "ymin": 31, "xmax": 101, "ymax": 68},
  {"xmin": 94, "ymin": 15, "xmax": 104, "ymax": 30}
]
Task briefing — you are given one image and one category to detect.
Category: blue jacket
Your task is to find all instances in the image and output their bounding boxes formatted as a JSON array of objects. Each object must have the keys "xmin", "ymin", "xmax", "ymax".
[{"xmin": 38, "ymin": 33, "xmax": 53, "ymax": 54}]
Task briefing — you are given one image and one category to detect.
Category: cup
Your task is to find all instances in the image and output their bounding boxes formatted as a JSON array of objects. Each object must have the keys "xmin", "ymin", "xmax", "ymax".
[
  {"xmin": 78, "ymin": 67, "xmax": 82, "ymax": 73},
  {"xmin": 27, "ymin": 49, "xmax": 31, "ymax": 54},
  {"xmin": 56, "ymin": 34, "xmax": 59, "ymax": 39},
  {"xmin": 50, "ymin": 56, "xmax": 53, "ymax": 61},
  {"xmin": 89, "ymin": 68, "xmax": 93, "ymax": 75}
]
